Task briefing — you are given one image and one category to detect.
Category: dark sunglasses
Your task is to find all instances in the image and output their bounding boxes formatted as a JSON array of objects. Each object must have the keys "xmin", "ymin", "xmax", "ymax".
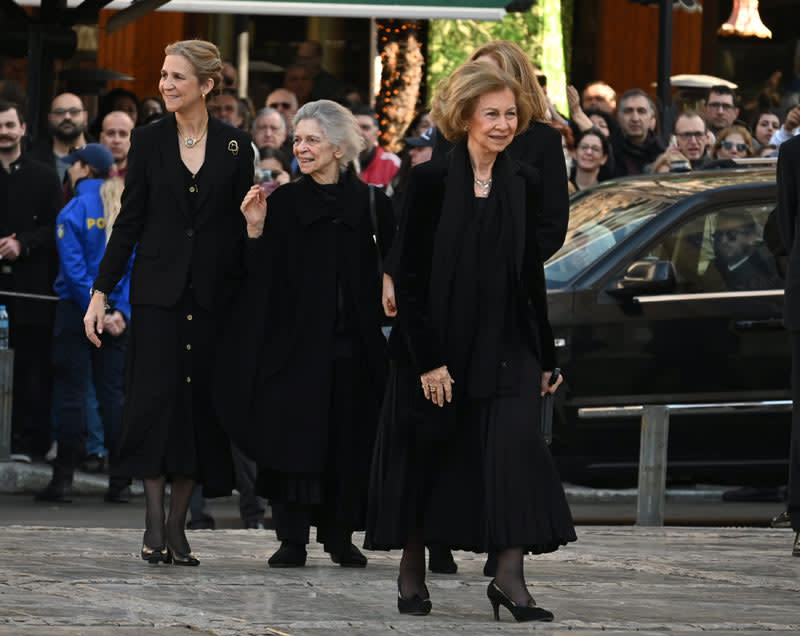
[
  {"xmin": 269, "ymin": 102, "xmax": 292, "ymax": 110},
  {"xmin": 720, "ymin": 140, "xmax": 748, "ymax": 152}
]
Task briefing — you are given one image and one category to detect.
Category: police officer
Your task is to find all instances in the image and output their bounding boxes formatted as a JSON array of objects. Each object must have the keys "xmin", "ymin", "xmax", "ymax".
[{"xmin": 36, "ymin": 143, "xmax": 132, "ymax": 503}]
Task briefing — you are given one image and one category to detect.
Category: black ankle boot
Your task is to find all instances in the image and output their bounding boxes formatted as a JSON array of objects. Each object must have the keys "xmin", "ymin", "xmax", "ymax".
[
  {"xmin": 483, "ymin": 551, "xmax": 498, "ymax": 577},
  {"xmin": 428, "ymin": 545, "xmax": 457, "ymax": 574},
  {"xmin": 268, "ymin": 541, "xmax": 307, "ymax": 567},
  {"xmin": 35, "ymin": 452, "xmax": 76, "ymax": 503},
  {"xmin": 329, "ymin": 543, "xmax": 367, "ymax": 568}
]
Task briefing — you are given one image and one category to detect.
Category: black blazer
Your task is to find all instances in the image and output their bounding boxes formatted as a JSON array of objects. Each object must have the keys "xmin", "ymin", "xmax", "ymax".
[
  {"xmin": 777, "ymin": 135, "xmax": 800, "ymax": 331},
  {"xmin": 392, "ymin": 141, "xmax": 566, "ymax": 378},
  {"xmin": 94, "ymin": 115, "xmax": 254, "ymax": 310}
]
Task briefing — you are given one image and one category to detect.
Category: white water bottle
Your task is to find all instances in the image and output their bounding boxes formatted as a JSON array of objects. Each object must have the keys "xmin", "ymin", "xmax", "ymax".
[{"xmin": 0, "ymin": 305, "xmax": 9, "ymax": 350}]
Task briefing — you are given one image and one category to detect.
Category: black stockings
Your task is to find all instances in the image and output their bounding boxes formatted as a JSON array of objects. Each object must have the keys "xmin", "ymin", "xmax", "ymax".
[
  {"xmin": 399, "ymin": 533, "xmax": 427, "ymax": 598},
  {"xmin": 166, "ymin": 477, "xmax": 195, "ymax": 553},
  {"xmin": 494, "ymin": 547, "xmax": 533, "ymax": 606},
  {"xmin": 143, "ymin": 476, "xmax": 195, "ymax": 553},
  {"xmin": 143, "ymin": 476, "xmax": 166, "ymax": 548}
]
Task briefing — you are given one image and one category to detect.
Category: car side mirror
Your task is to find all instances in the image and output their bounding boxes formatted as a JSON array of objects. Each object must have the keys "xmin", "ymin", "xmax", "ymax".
[{"xmin": 609, "ymin": 259, "xmax": 677, "ymax": 297}]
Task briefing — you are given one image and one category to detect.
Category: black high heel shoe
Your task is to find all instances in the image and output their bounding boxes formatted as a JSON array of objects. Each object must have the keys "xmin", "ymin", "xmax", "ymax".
[
  {"xmin": 793, "ymin": 531, "xmax": 800, "ymax": 557},
  {"xmin": 165, "ymin": 542, "xmax": 200, "ymax": 566},
  {"xmin": 397, "ymin": 578, "xmax": 432, "ymax": 616},
  {"xmin": 487, "ymin": 579, "xmax": 553, "ymax": 622},
  {"xmin": 140, "ymin": 541, "xmax": 168, "ymax": 564}
]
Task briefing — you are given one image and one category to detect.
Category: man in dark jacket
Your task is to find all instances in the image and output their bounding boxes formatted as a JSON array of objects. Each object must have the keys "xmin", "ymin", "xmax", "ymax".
[
  {"xmin": 613, "ymin": 89, "xmax": 665, "ymax": 177},
  {"xmin": 775, "ymin": 134, "xmax": 800, "ymax": 557},
  {"xmin": 27, "ymin": 92, "xmax": 90, "ymax": 184},
  {"xmin": 0, "ymin": 101, "xmax": 62, "ymax": 460}
]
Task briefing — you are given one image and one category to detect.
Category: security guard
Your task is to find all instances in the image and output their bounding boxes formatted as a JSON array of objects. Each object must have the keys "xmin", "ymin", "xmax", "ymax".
[{"xmin": 36, "ymin": 143, "xmax": 132, "ymax": 503}]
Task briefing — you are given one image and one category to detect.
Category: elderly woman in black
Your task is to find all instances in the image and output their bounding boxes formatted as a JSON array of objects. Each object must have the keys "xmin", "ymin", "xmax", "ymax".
[
  {"xmin": 86, "ymin": 40, "xmax": 253, "ymax": 566},
  {"xmin": 222, "ymin": 100, "xmax": 394, "ymax": 568},
  {"xmin": 366, "ymin": 63, "xmax": 576, "ymax": 622}
]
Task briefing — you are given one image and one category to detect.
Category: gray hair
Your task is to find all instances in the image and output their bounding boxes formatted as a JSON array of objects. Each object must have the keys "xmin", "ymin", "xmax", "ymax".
[
  {"xmin": 293, "ymin": 99, "xmax": 364, "ymax": 168},
  {"xmin": 253, "ymin": 107, "xmax": 286, "ymax": 133}
]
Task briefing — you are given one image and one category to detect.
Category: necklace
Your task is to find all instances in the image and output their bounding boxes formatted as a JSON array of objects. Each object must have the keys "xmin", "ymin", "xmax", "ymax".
[
  {"xmin": 176, "ymin": 117, "xmax": 208, "ymax": 148},
  {"xmin": 474, "ymin": 176, "xmax": 492, "ymax": 196}
]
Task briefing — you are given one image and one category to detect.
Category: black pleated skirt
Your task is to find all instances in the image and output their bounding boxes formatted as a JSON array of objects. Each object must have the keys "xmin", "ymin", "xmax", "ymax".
[
  {"xmin": 114, "ymin": 290, "xmax": 233, "ymax": 496},
  {"xmin": 366, "ymin": 350, "xmax": 576, "ymax": 554}
]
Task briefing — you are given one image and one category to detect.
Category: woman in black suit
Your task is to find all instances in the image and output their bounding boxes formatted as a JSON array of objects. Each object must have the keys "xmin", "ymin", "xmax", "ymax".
[
  {"xmin": 366, "ymin": 62, "xmax": 576, "ymax": 622},
  {"xmin": 220, "ymin": 99, "xmax": 394, "ymax": 568},
  {"xmin": 85, "ymin": 40, "xmax": 254, "ymax": 565}
]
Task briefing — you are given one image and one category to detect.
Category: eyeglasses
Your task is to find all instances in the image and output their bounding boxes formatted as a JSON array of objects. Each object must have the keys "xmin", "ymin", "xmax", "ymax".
[
  {"xmin": 268, "ymin": 102, "xmax": 292, "ymax": 110},
  {"xmin": 577, "ymin": 144, "xmax": 602, "ymax": 153},
  {"xmin": 713, "ymin": 228, "xmax": 750, "ymax": 242},
  {"xmin": 675, "ymin": 131, "xmax": 705, "ymax": 140},
  {"xmin": 720, "ymin": 140, "xmax": 748, "ymax": 152},
  {"xmin": 707, "ymin": 102, "xmax": 735, "ymax": 111},
  {"xmin": 51, "ymin": 107, "xmax": 85, "ymax": 117}
]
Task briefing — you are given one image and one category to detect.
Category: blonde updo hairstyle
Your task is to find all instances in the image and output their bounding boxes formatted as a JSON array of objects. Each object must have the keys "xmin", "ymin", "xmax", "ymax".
[
  {"xmin": 431, "ymin": 62, "xmax": 533, "ymax": 144},
  {"xmin": 468, "ymin": 40, "xmax": 548, "ymax": 124},
  {"xmin": 164, "ymin": 40, "xmax": 223, "ymax": 98},
  {"xmin": 293, "ymin": 99, "xmax": 364, "ymax": 169}
]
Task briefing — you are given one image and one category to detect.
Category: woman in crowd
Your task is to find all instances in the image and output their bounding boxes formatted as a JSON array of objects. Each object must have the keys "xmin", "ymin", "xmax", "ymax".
[
  {"xmin": 223, "ymin": 100, "xmax": 394, "ymax": 568},
  {"xmin": 753, "ymin": 111, "xmax": 781, "ymax": 152},
  {"xmin": 712, "ymin": 125, "xmax": 755, "ymax": 160},
  {"xmin": 366, "ymin": 62, "xmax": 575, "ymax": 622},
  {"xmin": 570, "ymin": 127, "xmax": 610, "ymax": 190},
  {"xmin": 85, "ymin": 39, "xmax": 254, "ymax": 566}
]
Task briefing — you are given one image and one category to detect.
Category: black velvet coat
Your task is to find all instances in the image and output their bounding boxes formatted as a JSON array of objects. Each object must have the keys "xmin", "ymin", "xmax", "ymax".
[
  {"xmin": 391, "ymin": 140, "xmax": 565, "ymax": 382},
  {"xmin": 215, "ymin": 170, "xmax": 394, "ymax": 474}
]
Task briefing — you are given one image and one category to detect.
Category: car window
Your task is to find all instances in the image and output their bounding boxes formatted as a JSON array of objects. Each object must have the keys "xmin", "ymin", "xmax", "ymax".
[
  {"xmin": 637, "ymin": 203, "xmax": 783, "ymax": 293},
  {"xmin": 545, "ymin": 190, "xmax": 672, "ymax": 289}
]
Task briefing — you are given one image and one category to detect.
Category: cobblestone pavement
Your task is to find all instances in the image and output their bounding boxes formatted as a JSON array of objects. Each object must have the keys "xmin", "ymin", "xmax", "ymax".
[{"xmin": 1, "ymin": 525, "xmax": 798, "ymax": 635}]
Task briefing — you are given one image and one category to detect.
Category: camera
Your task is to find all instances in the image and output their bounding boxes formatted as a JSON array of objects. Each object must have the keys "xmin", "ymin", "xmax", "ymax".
[{"xmin": 254, "ymin": 167, "xmax": 274, "ymax": 184}]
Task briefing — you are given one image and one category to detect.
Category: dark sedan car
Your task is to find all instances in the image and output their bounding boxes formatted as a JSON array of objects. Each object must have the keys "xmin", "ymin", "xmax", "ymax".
[{"xmin": 546, "ymin": 168, "xmax": 790, "ymax": 486}]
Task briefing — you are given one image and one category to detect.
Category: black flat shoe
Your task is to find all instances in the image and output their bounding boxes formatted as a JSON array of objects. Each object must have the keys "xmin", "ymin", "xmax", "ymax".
[
  {"xmin": 140, "ymin": 542, "xmax": 169, "ymax": 564},
  {"xmin": 330, "ymin": 543, "xmax": 367, "ymax": 568},
  {"xmin": 487, "ymin": 579, "xmax": 553, "ymax": 622},
  {"xmin": 268, "ymin": 542, "xmax": 307, "ymax": 568},
  {"xmin": 428, "ymin": 546, "xmax": 457, "ymax": 574},
  {"xmin": 793, "ymin": 531, "xmax": 800, "ymax": 557},
  {"xmin": 166, "ymin": 543, "xmax": 199, "ymax": 566},
  {"xmin": 397, "ymin": 578, "xmax": 432, "ymax": 616}
]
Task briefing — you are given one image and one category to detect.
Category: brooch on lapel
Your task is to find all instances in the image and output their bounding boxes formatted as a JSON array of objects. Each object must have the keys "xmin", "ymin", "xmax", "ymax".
[{"xmin": 228, "ymin": 140, "xmax": 239, "ymax": 156}]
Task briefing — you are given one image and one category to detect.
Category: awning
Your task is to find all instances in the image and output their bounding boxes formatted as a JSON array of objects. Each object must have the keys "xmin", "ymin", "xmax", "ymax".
[{"xmin": 16, "ymin": 0, "xmax": 511, "ymax": 20}]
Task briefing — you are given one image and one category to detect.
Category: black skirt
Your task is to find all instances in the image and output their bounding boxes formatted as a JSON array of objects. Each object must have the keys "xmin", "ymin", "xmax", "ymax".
[
  {"xmin": 114, "ymin": 290, "xmax": 234, "ymax": 496},
  {"xmin": 366, "ymin": 350, "xmax": 576, "ymax": 554}
]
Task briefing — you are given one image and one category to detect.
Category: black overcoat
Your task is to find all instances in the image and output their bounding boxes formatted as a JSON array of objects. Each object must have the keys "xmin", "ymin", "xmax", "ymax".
[
  {"xmin": 215, "ymin": 170, "xmax": 395, "ymax": 474},
  {"xmin": 390, "ymin": 141, "xmax": 565, "ymax": 382}
]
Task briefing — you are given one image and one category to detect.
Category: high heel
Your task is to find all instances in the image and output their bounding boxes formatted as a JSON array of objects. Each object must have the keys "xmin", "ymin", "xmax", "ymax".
[
  {"xmin": 397, "ymin": 578, "xmax": 432, "ymax": 616},
  {"xmin": 140, "ymin": 541, "xmax": 168, "ymax": 564},
  {"xmin": 487, "ymin": 579, "xmax": 553, "ymax": 622},
  {"xmin": 793, "ymin": 531, "xmax": 799, "ymax": 557},
  {"xmin": 165, "ymin": 543, "xmax": 199, "ymax": 566}
]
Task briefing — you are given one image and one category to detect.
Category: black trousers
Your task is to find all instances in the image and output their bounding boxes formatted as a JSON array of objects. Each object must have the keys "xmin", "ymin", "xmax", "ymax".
[
  {"xmin": 271, "ymin": 500, "xmax": 351, "ymax": 553},
  {"xmin": 789, "ymin": 332, "xmax": 800, "ymax": 531}
]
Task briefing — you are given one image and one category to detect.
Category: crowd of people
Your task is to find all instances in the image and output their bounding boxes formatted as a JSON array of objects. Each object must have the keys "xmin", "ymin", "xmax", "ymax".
[{"xmin": 1, "ymin": 32, "xmax": 800, "ymax": 622}]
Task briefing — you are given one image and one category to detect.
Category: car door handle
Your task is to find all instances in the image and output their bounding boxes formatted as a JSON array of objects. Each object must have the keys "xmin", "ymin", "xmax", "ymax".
[{"xmin": 734, "ymin": 318, "xmax": 784, "ymax": 330}]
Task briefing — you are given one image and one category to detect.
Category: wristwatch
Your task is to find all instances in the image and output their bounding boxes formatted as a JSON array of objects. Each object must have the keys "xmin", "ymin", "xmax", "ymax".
[{"xmin": 90, "ymin": 287, "xmax": 112, "ymax": 311}]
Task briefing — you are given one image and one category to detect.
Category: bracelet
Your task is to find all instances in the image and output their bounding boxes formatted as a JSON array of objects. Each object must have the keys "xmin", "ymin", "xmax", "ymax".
[{"xmin": 90, "ymin": 287, "xmax": 112, "ymax": 311}]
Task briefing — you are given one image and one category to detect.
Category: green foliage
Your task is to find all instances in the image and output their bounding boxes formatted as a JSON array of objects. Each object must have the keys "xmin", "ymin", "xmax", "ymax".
[{"xmin": 427, "ymin": 8, "xmax": 543, "ymax": 102}]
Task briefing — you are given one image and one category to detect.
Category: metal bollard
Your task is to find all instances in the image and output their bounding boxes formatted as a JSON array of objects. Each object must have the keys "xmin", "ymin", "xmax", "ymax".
[
  {"xmin": 636, "ymin": 405, "xmax": 669, "ymax": 526},
  {"xmin": 0, "ymin": 349, "xmax": 13, "ymax": 460}
]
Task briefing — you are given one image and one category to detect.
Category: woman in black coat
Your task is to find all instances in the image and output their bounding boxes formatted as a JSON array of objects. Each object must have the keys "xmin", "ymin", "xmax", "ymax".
[
  {"xmin": 85, "ymin": 40, "xmax": 254, "ymax": 565},
  {"xmin": 223, "ymin": 99, "xmax": 394, "ymax": 568},
  {"xmin": 366, "ymin": 62, "xmax": 576, "ymax": 622}
]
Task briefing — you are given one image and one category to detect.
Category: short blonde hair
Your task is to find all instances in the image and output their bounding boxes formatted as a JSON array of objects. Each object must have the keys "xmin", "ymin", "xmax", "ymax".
[
  {"xmin": 293, "ymin": 99, "xmax": 364, "ymax": 169},
  {"xmin": 431, "ymin": 62, "xmax": 533, "ymax": 144},
  {"xmin": 468, "ymin": 40, "xmax": 548, "ymax": 124},
  {"xmin": 164, "ymin": 40, "xmax": 223, "ymax": 98}
]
